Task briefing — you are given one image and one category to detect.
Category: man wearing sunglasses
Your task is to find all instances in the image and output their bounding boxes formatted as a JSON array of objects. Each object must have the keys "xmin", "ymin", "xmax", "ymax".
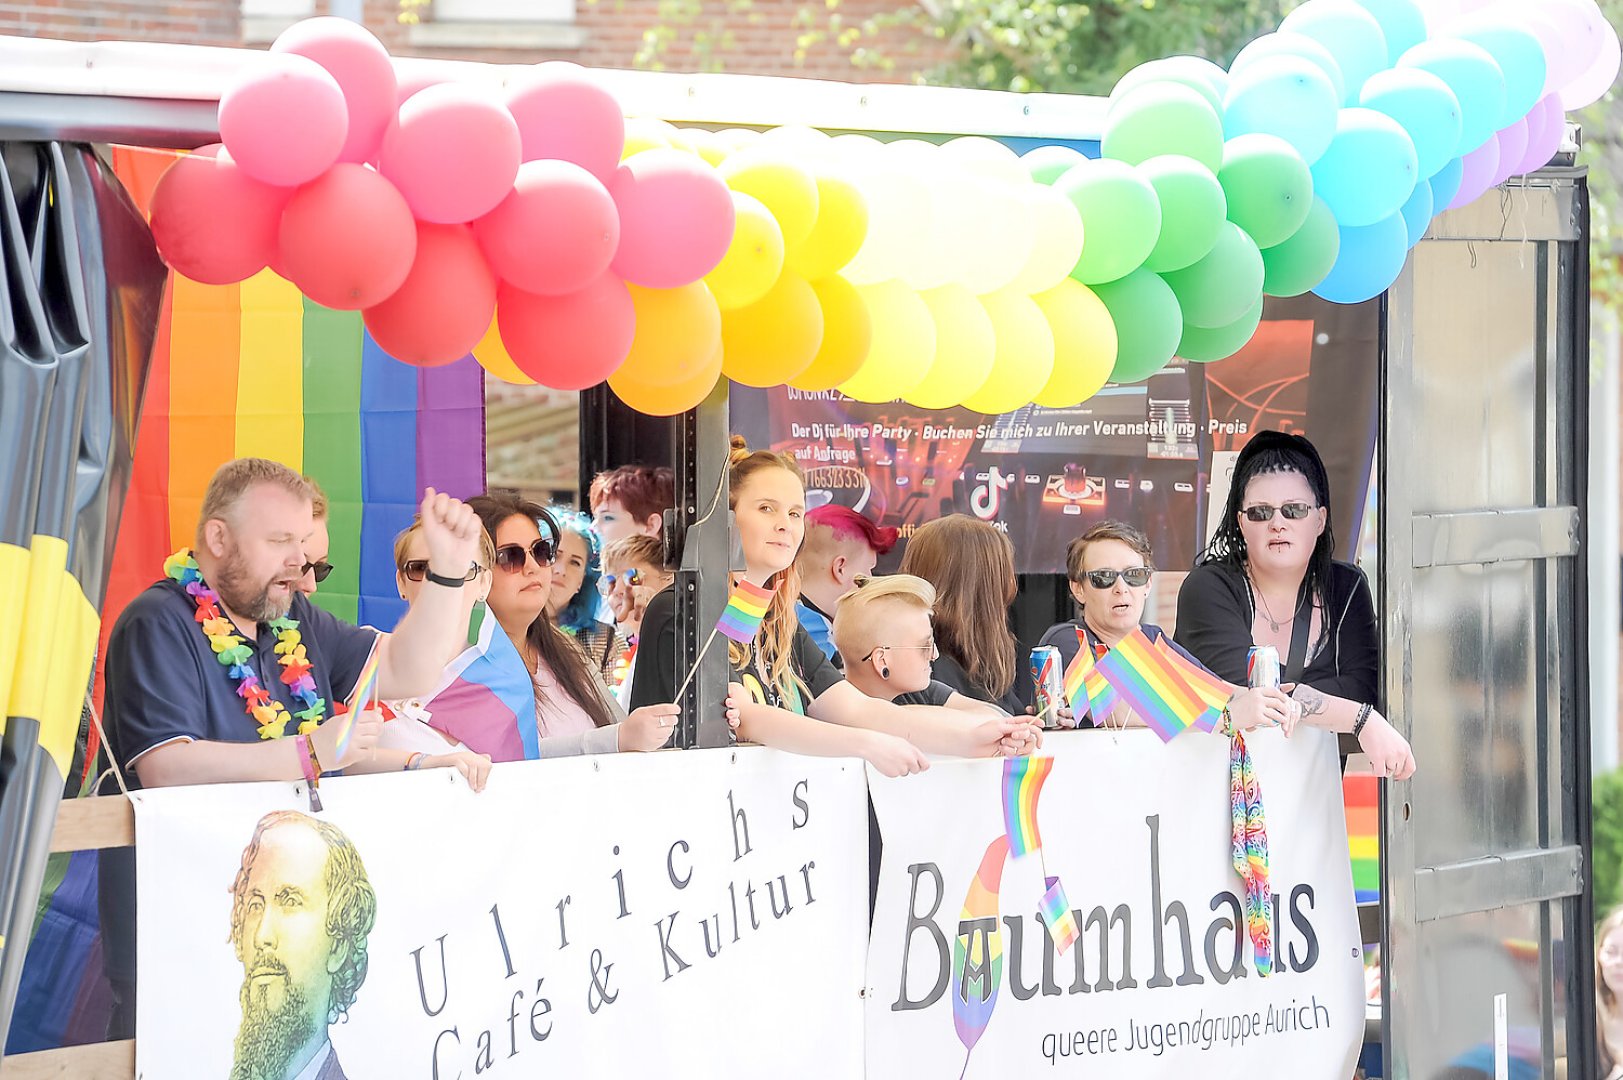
[{"xmin": 295, "ymin": 482, "xmax": 334, "ymax": 598}]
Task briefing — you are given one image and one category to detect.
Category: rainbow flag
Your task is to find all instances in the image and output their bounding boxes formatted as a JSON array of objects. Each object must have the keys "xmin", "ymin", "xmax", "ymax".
[
  {"xmin": 1154, "ymin": 635, "xmax": 1231, "ymax": 734},
  {"xmin": 1093, "ymin": 628, "xmax": 1211, "ymax": 743},
  {"xmin": 1000, "ymin": 755, "xmax": 1053, "ymax": 857},
  {"xmin": 1064, "ymin": 628, "xmax": 1119, "ymax": 724},
  {"xmin": 333, "ymin": 634, "xmax": 383, "ymax": 762},
  {"xmin": 1343, "ymin": 773, "xmax": 1380, "ymax": 904},
  {"xmin": 1038, "ymin": 875, "xmax": 1080, "ymax": 954},
  {"xmin": 95, "ymin": 148, "xmax": 486, "ymax": 731},
  {"xmin": 717, "ymin": 579, "xmax": 774, "ymax": 643}
]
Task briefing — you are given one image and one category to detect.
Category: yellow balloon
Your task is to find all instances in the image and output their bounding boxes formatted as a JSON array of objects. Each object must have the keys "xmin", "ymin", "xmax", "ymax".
[
  {"xmin": 1032, "ymin": 278, "xmax": 1118, "ymax": 408},
  {"xmin": 790, "ymin": 276, "xmax": 871, "ymax": 392},
  {"xmin": 719, "ymin": 152, "xmax": 820, "ymax": 250},
  {"xmin": 610, "ymin": 342, "xmax": 722, "ymax": 417},
  {"xmin": 1006, "ymin": 184, "xmax": 1086, "ymax": 296},
  {"xmin": 705, "ymin": 191, "xmax": 785, "ymax": 311},
  {"xmin": 785, "ymin": 171, "xmax": 869, "ymax": 280},
  {"xmin": 716, "ymin": 128, "xmax": 763, "ymax": 151},
  {"xmin": 906, "ymin": 284, "xmax": 996, "ymax": 409},
  {"xmin": 617, "ymin": 282, "xmax": 722, "ymax": 389},
  {"xmin": 472, "ymin": 313, "xmax": 535, "ymax": 385},
  {"xmin": 721, "ymin": 273, "xmax": 824, "ymax": 388},
  {"xmin": 961, "ymin": 289, "xmax": 1055, "ymax": 415},
  {"xmin": 681, "ymin": 128, "xmax": 730, "ymax": 166},
  {"xmin": 838, "ymin": 280, "xmax": 935, "ymax": 403},
  {"xmin": 622, "ymin": 117, "xmax": 678, "ymax": 159}
]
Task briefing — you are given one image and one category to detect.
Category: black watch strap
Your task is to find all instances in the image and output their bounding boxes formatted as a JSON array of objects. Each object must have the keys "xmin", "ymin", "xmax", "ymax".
[{"xmin": 425, "ymin": 567, "xmax": 467, "ymax": 588}]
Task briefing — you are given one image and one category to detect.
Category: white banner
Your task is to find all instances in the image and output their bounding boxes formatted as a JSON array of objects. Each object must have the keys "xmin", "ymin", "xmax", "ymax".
[
  {"xmin": 865, "ymin": 728, "xmax": 1364, "ymax": 1079},
  {"xmin": 134, "ymin": 748, "xmax": 867, "ymax": 1080}
]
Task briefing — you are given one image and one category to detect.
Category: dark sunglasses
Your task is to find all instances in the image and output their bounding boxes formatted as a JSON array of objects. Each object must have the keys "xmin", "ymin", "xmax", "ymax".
[
  {"xmin": 301, "ymin": 560, "xmax": 334, "ymax": 583},
  {"xmin": 399, "ymin": 560, "xmax": 484, "ymax": 583},
  {"xmin": 494, "ymin": 538, "xmax": 554, "ymax": 574},
  {"xmin": 597, "ymin": 567, "xmax": 645, "ymax": 595},
  {"xmin": 1242, "ymin": 501, "xmax": 1315, "ymax": 523},
  {"xmin": 1084, "ymin": 566, "xmax": 1153, "ymax": 589}
]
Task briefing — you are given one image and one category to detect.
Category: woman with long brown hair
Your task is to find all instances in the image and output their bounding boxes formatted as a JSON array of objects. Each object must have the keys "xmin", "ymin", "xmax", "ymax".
[
  {"xmin": 1598, "ymin": 905, "xmax": 1623, "ymax": 1077},
  {"xmin": 899, "ymin": 515, "xmax": 1028, "ymax": 715},
  {"xmin": 630, "ymin": 438, "xmax": 1035, "ymax": 772}
]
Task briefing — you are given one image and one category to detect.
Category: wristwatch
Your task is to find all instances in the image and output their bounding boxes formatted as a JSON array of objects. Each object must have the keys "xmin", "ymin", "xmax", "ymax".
[{"xmin": 425, "ymin": 566, "xmax": 469, "ymax": 588}]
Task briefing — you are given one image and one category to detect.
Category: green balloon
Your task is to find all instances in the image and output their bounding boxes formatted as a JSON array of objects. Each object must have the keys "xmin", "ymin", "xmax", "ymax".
[
  {"xmin": 1102, "ymin": 82, "xmax": 1225, "ymax": 173},
  {"xmin": 1110, "ymin": 56, "xmax": 1229, "ymax": 115},
  {"xmin": 1022, "ymin": 144, "xmax": 1087, "ymax": 185},
  {"xmin": 1218, "ymin": 133, "xmax": 1314, "ymax": 249},
  {"xmin": 1261, "ymin": 197, "xmax": 1341, "ymax": 297},
  {"xmin": 1054, "ymin": 158, "xmax": 1163, "ymax": 285},
  {"xmin": 1161, "ymin": 222, "xmax": 1264, "ymax": 329},
  {"xmin": 1139, "ymin": 155, "xmax": 1227, "ymax": 274},
  {"xmin": 1093, "ymin": 270, "xmax": 1183, "ymax": 384},
  {"xmin": 1179, "ymin": 296, "xmax": 1265, "ymax": 363}
]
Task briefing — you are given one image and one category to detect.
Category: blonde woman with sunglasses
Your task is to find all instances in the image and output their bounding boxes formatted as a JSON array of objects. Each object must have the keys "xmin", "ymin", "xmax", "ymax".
[{"xmin": 1175, "ymin": 431, "xmax": 1415, "ymax": 780}]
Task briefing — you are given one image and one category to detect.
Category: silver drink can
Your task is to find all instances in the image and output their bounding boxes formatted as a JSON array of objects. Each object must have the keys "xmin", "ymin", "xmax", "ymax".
[
  {"xmin": 1030, "ymin": 645, "xmax": 1064, "ymax": 729},
  {"xmin": 1247, "ymin": 645, "xmax": 1281, "ymax": 689}
]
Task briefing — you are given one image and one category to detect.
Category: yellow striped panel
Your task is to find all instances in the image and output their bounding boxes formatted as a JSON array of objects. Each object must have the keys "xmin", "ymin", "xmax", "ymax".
[
  {"xmin": 40, "ymin": 571, "xmax": 98, "ymax": 774},
  {"xmin": 236, "ymin": 270, "xmax": 305, "ymax": 469},
  {"xmin": 7, "ymin": 536, "xmax": 65, "ymax": 725},
  {"xmin": 1348, "ymin": 836, "xmax": 1379, "ymax": 861},
  {"xmin": 0, "ymin": 542, "xmax": 28, "ymax": 722}
]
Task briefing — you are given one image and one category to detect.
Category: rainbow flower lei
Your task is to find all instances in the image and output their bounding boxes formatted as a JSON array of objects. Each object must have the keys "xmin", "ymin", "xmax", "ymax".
[{"xmin": 164, "ymin": 549, "xmax": 327, "ymax": 740}]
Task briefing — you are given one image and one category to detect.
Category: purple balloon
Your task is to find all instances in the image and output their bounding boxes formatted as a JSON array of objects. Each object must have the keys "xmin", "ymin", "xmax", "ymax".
[
  {"xmin": 1515, "ymin": 93, "xmax": 1566, "ymax": 175},
  {"xmin": 1447, "ymin": 137, "xmax": 1500, "ymax": 210},
  {"xmin": 1488, "ymin": 117, "xmax": 1528, "ymax": 186}
]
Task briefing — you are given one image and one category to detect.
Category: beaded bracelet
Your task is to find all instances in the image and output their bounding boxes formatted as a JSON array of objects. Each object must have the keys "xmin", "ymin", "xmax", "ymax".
[{"xmin": 1353, "ymin": 702, "xmax": 1374, "ymax": 738}]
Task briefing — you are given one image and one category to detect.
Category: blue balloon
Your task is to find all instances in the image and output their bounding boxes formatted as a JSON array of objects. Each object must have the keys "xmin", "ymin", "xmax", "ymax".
[
  {"xmin": 1353, "ymin": 0, "xmax": 1427, "ymax": 64},
  {"xmin": 1231, "ymin": 32, "xmax": 1347, "ymax": 105},
  {"xmin": 1224, "ymin": 56, "xmax": 1341, "ymax": 165},
  {"xmin": 1280, "ymin": 0, "xmax": 1390, "ymax": 105},
  {"xmin": 1312, "ymin": 211, "xmax": 1409, "ymax": 304},
  {"xmin": 1310, "ymin": 108, "xmax": 1420, "ymax": 228},
  {"xmin": 1398, "ymin": 39, "xmax": 1507, "ymax": 155},
  {"xmin": 1452, "ymin": 20, "xmax": 1548, "ymax": 127},
  {"xmin": 1398, "ymin": 176, "xmax": 1433, "ymax": 248},
  {"xmin": 1360, "ymin": 68, "xmax": 1464, "ymax": 179},
  {"xmin": 1429, "ymin": 156, "xmax": 1464, "ymax": 211}
]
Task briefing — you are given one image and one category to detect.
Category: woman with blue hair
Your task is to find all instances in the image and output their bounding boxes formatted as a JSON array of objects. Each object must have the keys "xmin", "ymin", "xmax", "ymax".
[{"xmin": 546, "ymin": 505, "xmax": 628, "ymax": 690}]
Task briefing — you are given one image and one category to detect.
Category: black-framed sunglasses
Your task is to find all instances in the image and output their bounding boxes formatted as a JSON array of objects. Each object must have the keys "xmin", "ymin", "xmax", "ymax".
[
  {"xmin": 1242, "ymin": 501, "xmax": 1315, "ymax": 523},
  {"xmin": 1083, "ymin": 566, "xmax": 1153, "ymax": 589},
  {"xmin": 597, "ymin": 567, "xmax": 645, "ymax": 595},
  {"xmin": 494, "ymin": 538, "xmax": 554, "ymax": 574},
  {"xmin": 399, "ymin": 560, "xmax": 484, "ymax": 583},
  {"xmin": 301, "ymin": 559, "xmax": 334, "ymax": 583}
]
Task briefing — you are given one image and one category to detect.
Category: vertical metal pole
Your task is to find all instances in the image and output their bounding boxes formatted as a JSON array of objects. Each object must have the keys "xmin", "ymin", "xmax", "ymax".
[{"xmin": 673, "ymin": 380, "xmax": 733, "ymax": 749}]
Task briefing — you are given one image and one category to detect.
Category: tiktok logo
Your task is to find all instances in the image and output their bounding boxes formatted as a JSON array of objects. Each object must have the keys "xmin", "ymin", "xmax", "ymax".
[{"xmin": 971, "ymin": 467, "xmax": 1011, "ymax": 521}]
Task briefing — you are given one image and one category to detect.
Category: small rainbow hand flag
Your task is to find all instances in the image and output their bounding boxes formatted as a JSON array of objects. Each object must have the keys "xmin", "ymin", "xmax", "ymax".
[
  {"xmin": 1093, "ymin": 628, "xmax": 1209, "ymax": 743},
  {"xmin": 1065, "ymin": 628, "xmax": 1120, "ymax": 723},
  {"xmin": 332, "ymin": 635, "xmax": 382, "ymax": 763},
  {"xmin": 1038, "ymin": 876, "xmax": 1080, "ymax": 954},
  {"xmin": 1153, "ymin": 636, "xmax": 1232, "ymax": 734},
  {"xmin": 1001, "ymin": 755, "xmax": 1053, "ymax": 857},
  {"xmin": 717, "ymin": 579, "xmax": 774, "ymax": 644}
]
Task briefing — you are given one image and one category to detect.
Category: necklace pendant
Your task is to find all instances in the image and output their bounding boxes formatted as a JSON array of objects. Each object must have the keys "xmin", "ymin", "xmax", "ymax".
[{"xmin": 1269, "ymin": 619, "xmax": 1280, "ymax": 633}]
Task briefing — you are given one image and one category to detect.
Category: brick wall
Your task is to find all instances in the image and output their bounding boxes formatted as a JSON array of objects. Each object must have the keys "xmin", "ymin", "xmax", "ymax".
[{"xmin": 1, "ymin": 0, "xmax": 956, "ymax": 85}]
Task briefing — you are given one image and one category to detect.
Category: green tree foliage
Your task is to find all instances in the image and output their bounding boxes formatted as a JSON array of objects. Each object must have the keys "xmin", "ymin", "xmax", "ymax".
[{"xmin": 1595, "ymin": 766, "xmax": 1623, "ymax": 912}]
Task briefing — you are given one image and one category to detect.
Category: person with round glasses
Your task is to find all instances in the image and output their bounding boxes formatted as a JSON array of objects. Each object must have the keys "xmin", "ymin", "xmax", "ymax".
[
  {"xmin": 1175, "ymin": 431, "xmax": 1415, "ymax": 780},
  {"xmin": 1038, "ymin": 520, "xmax": 1290, "ymax": 731}
]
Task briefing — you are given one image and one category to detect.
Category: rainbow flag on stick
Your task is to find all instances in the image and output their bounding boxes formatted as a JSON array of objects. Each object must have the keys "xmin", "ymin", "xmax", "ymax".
[
  {"xmin": 1038, "ymin": 876, "xmax": 1080, "ymax": 954},
  {"xmin": 717, "ymin": 579, "xmax": 774, "ymax": 643},
  {"xmin": 1093, "ymin": 628, "xmax": 1212, "ymax": 743},
  {"xmin": 1001, "ymin": 755, "xmax": 1053, "ymax": 857},
  {"xmin": 1064, "ymin": 628, "xmax": 1119, "ymax": 724},
  {"xmin": 1154, "ymin": 636, "xmax": 1232, "ymax": 734},
  {"xmin": 331, "ymin": 634, "xmax": 382, "ymax": 762},
  {"xmin": 1343, "ymin": 773, "xmax": 1380, "ymax": 904}
]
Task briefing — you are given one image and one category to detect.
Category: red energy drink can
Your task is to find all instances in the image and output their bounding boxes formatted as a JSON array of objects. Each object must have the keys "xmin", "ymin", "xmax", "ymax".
[
  {"xmin": 1247, "ymin": 645, "xmax": 1281, "ymax": 690},
  {"xmin": 1030, "ymin": 645, "xmax": 1064, "ymax": 729}
]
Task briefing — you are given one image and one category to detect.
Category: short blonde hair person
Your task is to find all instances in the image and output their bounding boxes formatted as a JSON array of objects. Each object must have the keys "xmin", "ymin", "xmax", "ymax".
[
  {"xmin": 602, "ymin": 534, "xmax": 665, "ymax": 574},
  {"xmin": 195, "ymin": 458, "xmax": 315, "ymax": 548},
  {"xmin": 393, "ymin": 516, "xmax": 497, "ymax": 573},
  {"xmin": 831, "ymin": 574, "xmax": 937, "ymax": 665}
]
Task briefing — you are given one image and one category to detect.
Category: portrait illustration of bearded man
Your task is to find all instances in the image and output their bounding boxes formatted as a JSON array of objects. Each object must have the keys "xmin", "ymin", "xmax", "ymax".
[{"xmin": 227, "ymin": 810, "xmax": 376, "ymax": 1080}]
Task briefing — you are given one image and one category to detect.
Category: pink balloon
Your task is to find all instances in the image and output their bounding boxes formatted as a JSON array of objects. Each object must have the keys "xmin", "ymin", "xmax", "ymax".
[
  {"xmin": 1560, "ymin": 8, "xmax": 1621, "ymax": 109},
  {"xmin": 218, "ymin": 53, "xmax": 346, "ymax": 187},
  {"xmin": 506, "ymin": 62, "xmax": 626, "ymax": 185},
  {"xmin": 279, "ymin": 164, "xmax": 417, "ymax": 310},
  {"xmin": 1488, "ymin": 117, "xmax": 1527, "ymax": 185},
  {"xmin": 474, "ymin": 160, "xmax": 620, "ymax": 296},
  {"xmin": 1516, "ymin": 93, "xmax": 1567, "ymax": 174},
  {"xmin": 149, "ymin": 145, "xmax": 293, "ymax": 284},
  {"xmin": 379, "ymin": 83, "xmax": 521, "ymax": 224},
  {"xmin": 1447, "ymin": 136, "xmax": 1500, "ymax": 209},
  {"xmin": 272, "ymin": 17, "xmax": 397, "ymax": 165},
  {"xmin": 497, "ymin": 275, "xmax": 636, "ymax": 390},
  {"xmin": 608, "ymin": 150, "xmax": 735, "ymax": 288},
  {"xmin": 395, "ymin": 69, "xmax": 449, "ymax": 107}
]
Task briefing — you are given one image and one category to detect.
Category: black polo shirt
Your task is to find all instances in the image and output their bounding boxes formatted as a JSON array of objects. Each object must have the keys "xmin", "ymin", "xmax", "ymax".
[{"xmin": 98, "ymin": 577, "xmax": 377, "ymax": 985}]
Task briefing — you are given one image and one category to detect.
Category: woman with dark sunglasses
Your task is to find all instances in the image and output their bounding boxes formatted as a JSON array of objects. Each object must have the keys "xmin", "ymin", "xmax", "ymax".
[
  {"xmin": 1038, "ymin": 520, "xmax": 1291, "ymax": 731},
  {"xmin": 1174, "ymin": 431, "xmax": 1415, "ymax": 779}
]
